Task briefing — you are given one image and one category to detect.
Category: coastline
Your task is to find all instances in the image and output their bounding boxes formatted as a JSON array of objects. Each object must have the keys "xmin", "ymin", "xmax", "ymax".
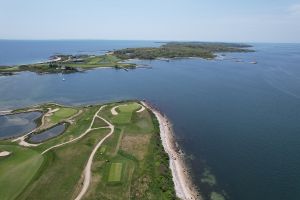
[{"xmin": 141, "ymin": 101, "xmax": 201, "ymax": 200}]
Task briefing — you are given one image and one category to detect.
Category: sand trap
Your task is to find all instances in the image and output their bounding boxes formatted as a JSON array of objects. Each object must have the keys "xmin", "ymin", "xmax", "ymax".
[
  {"xmin": 111, "ymin": 104, "xmax": 128, "ymax": 115},
  {"xmin": 0, "ymin": 151, "xmax": 11, "ymax": 157},
  {"xmin": 136, "ymin": 105, "xmax": 145, "ymax": 113},
  {"xmin": 111, "ymin": 106, "xmax": 119, "ymax": 115}
]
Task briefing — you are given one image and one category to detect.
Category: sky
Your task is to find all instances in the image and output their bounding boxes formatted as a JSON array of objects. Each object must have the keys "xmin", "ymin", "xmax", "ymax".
[{"xmin": 0, "ymin": 0, "xmax": 300, "ymax": 43}]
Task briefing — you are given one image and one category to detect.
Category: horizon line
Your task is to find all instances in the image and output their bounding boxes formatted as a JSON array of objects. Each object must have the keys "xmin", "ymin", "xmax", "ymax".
[{"xmin": 0, "ymin": 38, "xmax": 299, "ymax": 44}]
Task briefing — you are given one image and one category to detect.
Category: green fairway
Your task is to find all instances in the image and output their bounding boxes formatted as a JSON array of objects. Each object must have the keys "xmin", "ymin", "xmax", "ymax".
[
  {"xmin": 112, "ymin": 112, "xmax": 133, "ymax": 124},
  {"xmin": 0, "ymin": 101, "xmax": 177, "ymax": 200},
  {"xmin": 49, "ymin": 107, "xmax": 77, "ymax": 123},
  {"xmin": 108, "ymin": 162, "xmax": 123, "ymax": 182},
  {"xmin": 118, "ymin": 103, "xmax": 141, "ymax": 113},
  {"xmin": 0, "ymin": 145, "xmax": 44, "ymax": 200},
  {"xmin": 112, "ymin": 103, "xmax": 141, "ymax": 124}
]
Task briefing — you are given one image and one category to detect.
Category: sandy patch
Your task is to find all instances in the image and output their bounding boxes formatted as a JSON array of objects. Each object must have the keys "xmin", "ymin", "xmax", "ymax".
[
  {"xmin": 0, "ymin": 151, "xmax": 11, "ymax": 157},
  {"xmin": 136, "ymin": 105, "xmax": 145, "ymax": 113}
]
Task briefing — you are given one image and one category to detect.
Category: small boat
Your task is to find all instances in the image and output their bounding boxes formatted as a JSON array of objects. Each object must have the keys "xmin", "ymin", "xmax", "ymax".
[
  {"xmin": 250, "ymin": 61, "xmax": 257, "ymax": 64},
  {"xmin": 62, "ymin": 77, "xmax": 66, "ymax": 81}
]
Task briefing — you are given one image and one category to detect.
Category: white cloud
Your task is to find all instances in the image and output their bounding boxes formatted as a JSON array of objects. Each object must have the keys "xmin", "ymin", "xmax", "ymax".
[{"xmin": 288, "ymin": 4, "xmax": 300, "ymax": 16}]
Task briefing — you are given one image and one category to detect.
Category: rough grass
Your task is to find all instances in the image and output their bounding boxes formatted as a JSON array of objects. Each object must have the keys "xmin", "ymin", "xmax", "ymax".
[
  {"xmin": 92, "ymin": 117, "xmax": 108, "ymax": 128},
  {"xmin": 120, "ymin": 134, "xmax": 151, "ymax": 160},
  {"xmin": 0, "ymin": 102, "xmax": 176, "ymax": 200},
  {"xmin": 49, "ymin": 107, "xmax": 77, "ymax": 123},
  {"xmin": 17, "ymin": 128, "xmax": 109, "ymax": 200},
  {"xmin": 108, "ymin": 163, "xmax": 123, "ymax": 182},
  {"xmin": 83, "ymin": 102, "xmax": 176, "ymax": 200},
  {"xmin": 0, "ymin": 145, "xmax": 43, "ymax": 200}
]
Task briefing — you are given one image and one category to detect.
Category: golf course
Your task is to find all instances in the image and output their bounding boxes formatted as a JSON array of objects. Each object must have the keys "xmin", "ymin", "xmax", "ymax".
[{"xmin": 0, "ymin": 101, "xmax": 177, "ymax": 200}]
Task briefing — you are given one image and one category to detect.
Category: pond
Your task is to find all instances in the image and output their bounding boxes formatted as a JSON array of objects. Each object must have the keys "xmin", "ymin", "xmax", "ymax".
[
  {"xmin": 28, "ymin": 123, "xmax": 66, "ymax": 143},
  {"xmin": 0, "ymin": 112, "xmax": 42, "ymax": 139}
]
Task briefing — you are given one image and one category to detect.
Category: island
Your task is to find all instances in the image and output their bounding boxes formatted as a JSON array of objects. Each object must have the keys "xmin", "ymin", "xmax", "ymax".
[
  {"xmin": 0, "ymin": 42, "xmax": 254, "ymax": 75},
  {"xmin": 0, "ymin": 101, "xmax": 200, "ymax": 200}
]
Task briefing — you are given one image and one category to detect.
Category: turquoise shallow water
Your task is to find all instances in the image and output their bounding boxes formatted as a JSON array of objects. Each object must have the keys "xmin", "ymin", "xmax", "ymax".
[{"xmin": 0, "ymin": 41, "xmax": 300, "ymax": 200}]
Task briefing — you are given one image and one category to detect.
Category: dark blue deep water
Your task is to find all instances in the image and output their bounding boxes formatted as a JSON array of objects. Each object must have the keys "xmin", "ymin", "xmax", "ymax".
[{"xmin": 0, "ymin": 40, "xmax": 300, "ymax": 200}]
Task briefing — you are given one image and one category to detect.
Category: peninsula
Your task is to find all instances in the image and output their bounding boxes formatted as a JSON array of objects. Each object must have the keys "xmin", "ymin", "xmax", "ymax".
[
  {"xmin": 0, "ymin": 42, "xmax": 253, "ymax": 75},
  {"xmin": 0, "ymin": 101, "xmax": 200, "ymax": 200}
]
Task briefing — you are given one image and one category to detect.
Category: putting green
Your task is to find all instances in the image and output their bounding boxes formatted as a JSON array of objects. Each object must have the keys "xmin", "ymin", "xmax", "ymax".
[
  {"xmin": 108, "ymin": 162, "xmax": 123, "ymax": 182},
  {"xmin": 118, "ymin": 103, "xmax": 141, "ymax": 113},
  {"xmin": 0, "ymin": 145, "xmax": 44, "ymax": 200}
]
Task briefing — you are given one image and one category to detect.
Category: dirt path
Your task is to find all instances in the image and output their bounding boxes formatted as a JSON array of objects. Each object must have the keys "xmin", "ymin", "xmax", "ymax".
[
  {"xmin": 41, "ymin": 106, "xmax": 104, "ymax": 155},
  {"xmin": 75, "ymin": 108, "xmax": 115, "ymax": 200}
]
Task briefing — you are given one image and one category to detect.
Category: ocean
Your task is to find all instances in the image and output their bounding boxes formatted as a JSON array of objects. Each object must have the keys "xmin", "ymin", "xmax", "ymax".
[{"xmin": 1, "ymin": 40, "xmax": 300, "ymax": 200}]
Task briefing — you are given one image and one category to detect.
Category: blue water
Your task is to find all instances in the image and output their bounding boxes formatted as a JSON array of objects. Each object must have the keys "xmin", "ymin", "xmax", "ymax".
[
  {"xmin": 29, "ymin": 123, "xmax": 66, "ymax": 143},
  {"xmin": 0, "ymin": 112, "xmax": 42, "ymax": 139},
  {"xmin": 0, "ymin": 40, "xmax": 300, "ymax": 200},
  {"xmin": 0, "ymin": 40, "xmax": 160, "ymax": 65}
]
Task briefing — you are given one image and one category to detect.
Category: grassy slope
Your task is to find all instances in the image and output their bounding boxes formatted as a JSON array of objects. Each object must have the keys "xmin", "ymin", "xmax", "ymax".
[{"xmin": 0, "ymin": 145, "xmax": 43, "ymax": 200}]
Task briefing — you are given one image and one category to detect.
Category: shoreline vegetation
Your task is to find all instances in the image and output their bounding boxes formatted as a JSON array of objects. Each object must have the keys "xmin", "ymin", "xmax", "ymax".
[
  {"xmin": 0, "ymin": 100, "xmax": 198, "ymax": 200},
  {"xmin": 0, "ymin": 42, "xmax": 254, "ymax": 76},
  {"xmin": 142, "ymin": 101, "xmax": 201, "ymax": 200}
]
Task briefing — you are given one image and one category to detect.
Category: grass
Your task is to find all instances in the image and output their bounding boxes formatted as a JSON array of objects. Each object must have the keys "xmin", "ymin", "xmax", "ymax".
[
  {"xmin": 112, "ymin": 112, "xmax": 133, "ymax": 124},
  {"xmin": 112, "ymin": 103, "xmax": 142, "ymax": 124},
  {"xmin": 108, "ymin": 162, "xmax": 123, "ymax": 182},
  {"xmin": 18, "ymin": 128, "xmax": 109, "ymax": 200},
  {"xmin": 91, "ymin": 117, "xmax": 108, "ymax": 128},
  {"xmin": 49, "ymin": 107, "xmax": 77, "ymax": 123},
  {"xmin": 117, "ymin": 102, "xmax": 141, "ymax": 113},
  {"xmin": 0, "ymin": 101, "xmax": 177, "ymax": 200},
  {"xmin": 0, "ymin": 145, "xmax": 44, "ymax": 200}
]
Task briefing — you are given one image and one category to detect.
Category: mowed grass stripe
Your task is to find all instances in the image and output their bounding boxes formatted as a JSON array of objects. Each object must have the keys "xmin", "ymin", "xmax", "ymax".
[{"xmin": 108, "ymin": 163, "xmax": 123, "ymax": 182}]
